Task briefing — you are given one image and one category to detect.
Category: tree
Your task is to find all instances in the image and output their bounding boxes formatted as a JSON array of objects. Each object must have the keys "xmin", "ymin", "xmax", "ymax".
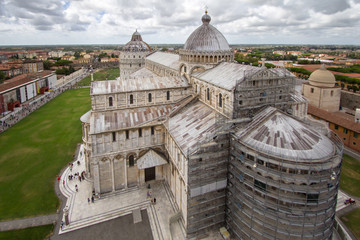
[
  {"xmin": 353, "ymin": 86, "xmax": 359, "ymax": 93},
  {"xmin": 74, "ymin": 52, "xmax": 81, "ymax": 58},
  {"xmin": 54, "ymin": 60, "xmax": 73, "ymax": 66},
  {"xmin": 0, "ymin": 70, "xmax": 5, "ymax": 83},
  {"xmin": 43, "ymin": 60, "xmax": 53, "ymax": 70}
]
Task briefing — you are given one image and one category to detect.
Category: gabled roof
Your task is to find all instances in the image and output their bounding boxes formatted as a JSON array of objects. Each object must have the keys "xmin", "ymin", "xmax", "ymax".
[
  {"xmin": 236, "ymin": 107, "xmax": 335, "ymax": 162},
  {"xmin": 192, "ymin": 62, "xmax": 294, "ymax": 91},
  {"xmin": 91, "ymin": 75, "xmax": 189, "ymax": 95},
  {"xmin": 146, "ymin": 52, "xmax": 181, "ymax": 71},
  {"xmin": 90, "ymin": 104, "xmax": 174, "ymax": 134},
  {"xmin": 0, "ymin": 71, "xmax": 54, "ymax": 94},
  {"xmin": 137, "ymin": 150, "xmax": 167, "ymax": 169},
  {"xmin": 167, "ymin": 100, "xmax": 225, "ymax": 154},
  {"xmin": 308, "ymin": 105, "xmax": 360, "ymax": 133},
  {"xmin": 80, "ymin": 110, "xmax": 91, "ymax": 124},
  {"xmin": 128, "ymin": 67, "xmax": 158, "ymax": 78}
]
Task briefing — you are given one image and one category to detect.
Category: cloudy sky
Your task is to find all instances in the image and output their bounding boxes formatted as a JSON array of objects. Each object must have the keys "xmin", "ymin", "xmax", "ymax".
[{"xmin": 0, "ymin": 0, "xmax": 359, "ymax": 45}]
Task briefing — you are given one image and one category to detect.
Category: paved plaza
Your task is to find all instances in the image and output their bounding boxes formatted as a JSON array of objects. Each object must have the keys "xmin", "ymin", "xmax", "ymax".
[{"xmin": 55, "ymin": 210, "xmax": 153, "ymax": 240}]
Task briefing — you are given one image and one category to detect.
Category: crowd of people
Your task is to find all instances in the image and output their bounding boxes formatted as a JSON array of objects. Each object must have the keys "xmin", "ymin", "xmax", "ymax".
[{"xmin": 0, "ymin": 69, "xmax": 90, "ymax": 133}]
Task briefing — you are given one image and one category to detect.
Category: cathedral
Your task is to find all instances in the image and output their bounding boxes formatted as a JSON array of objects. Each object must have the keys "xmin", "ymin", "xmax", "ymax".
[{"xmin": 81, "ymin": 11, "xmax": 343, "ymax": 240}]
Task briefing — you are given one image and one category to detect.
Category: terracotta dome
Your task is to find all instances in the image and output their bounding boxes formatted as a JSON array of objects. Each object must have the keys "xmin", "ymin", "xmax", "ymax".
[
  {"xmin": 184, "ymin": 12, "xmax": 230, "ymax": 52},
  {"xmin": 308, "ymin": 64, "xmax": 336, "ymax": 87}
]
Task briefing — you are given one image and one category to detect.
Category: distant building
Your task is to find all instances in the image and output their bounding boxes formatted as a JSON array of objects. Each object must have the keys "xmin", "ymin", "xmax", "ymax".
[
  {"xmin": 0, "ymin": 63, "xmax": 23, "ymax": 78},
  {"xmin": 272, "ymin": 50, "xmax": 285, "ymax": 55},
  {"xmin": 22, "ymin": 59, "xmax": 44, "ymax": 74},
  {"xmin": 308, "ymin": 105, "xmax": 360, "ymax": 152},
  {"xmin": 303, "ymin": 65, "xmax": 360, "ymax": 152},
  {"xmin": 0, "ymin": 71, "xmax": 56, "ymax": 114},
  {"xmin": 287, "ymin": 51, "xmax": 302, "ymax": 56},
  {"xmin": 61, "ymin": 55, "xmax": 75, "ymax": 61},
  {"xmin": 73, "ymin": 58, "xmax": 91, "ymax": 65},
  {"xmin": 303, "ymin": 64, "xmax": 341, "ymax": 112}
]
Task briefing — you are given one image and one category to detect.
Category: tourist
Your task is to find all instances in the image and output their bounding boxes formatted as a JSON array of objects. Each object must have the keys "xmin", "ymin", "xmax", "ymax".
[
  {"xmin": 75, "ymin": 184, "xmax": 78, "ymax": 192},
  {"xmin": 91, "ymin": 196, "xmax": 94, "ymax": 203},
  {"xmin": 88, "ymin": 198, "xmax": 90, "ymax": 204}
]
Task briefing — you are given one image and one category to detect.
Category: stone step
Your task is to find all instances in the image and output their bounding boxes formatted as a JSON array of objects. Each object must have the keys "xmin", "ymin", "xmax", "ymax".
[
  {"xmin": 60, "ymin": 200, "xmax": 150, "ymax": 234},
  {"xmin": 132, "ymin": 208, "xmax": 142, "ymax": 224},
  {"xmin": 93, "ymin": 186, "xmax": 139, "ymax": 202}
]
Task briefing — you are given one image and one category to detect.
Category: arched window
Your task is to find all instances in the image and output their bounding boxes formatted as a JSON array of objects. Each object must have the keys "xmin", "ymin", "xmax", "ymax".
[
  {"xmin": 130, "ymin": 94, "xmax": 133, "ymax": 104},
  {"xmin": 207, "ymin": 88, "xmax": 210, "ymax": 101},
  {"xmin": 148, "ymin": 93, "xmax": 152, "ymax": 102},
  {"xmin": 219, "ymin": 93, "xmax": 222, "ymax": 107},
  {"xmin": 166, "ymin": 91, "xmax": 170, "ymax": 100},
  {"xmin": 129, "ymin": 155, "xmax": 134, "ymax": 167},
  {"xmin": 109, "ymin": 97, "xmax": 113, "ymax": 107}
]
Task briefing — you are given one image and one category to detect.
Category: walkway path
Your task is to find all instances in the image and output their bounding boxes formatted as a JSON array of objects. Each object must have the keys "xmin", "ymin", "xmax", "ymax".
[
  {"xmin": 0, "ymin": 214, "xmax": 58, "ymax": 232},
  {"xmin": 344, "ymin": 146, "xmax": 360, "ymax": 161}
]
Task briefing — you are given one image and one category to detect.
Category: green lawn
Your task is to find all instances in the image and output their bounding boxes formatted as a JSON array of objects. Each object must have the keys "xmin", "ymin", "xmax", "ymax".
[
  {"xmin": 341, "ymin": 208, "xmax": 360, "ymax": 239},
  {"xmin": 340, "ymin": 154, "xmax": 360, "ymax": 198},
  {"xmin": 0, "ymin": 88, "xmax": 91, "ymax": 220},
  {"xmin": 0, "ymin": 224, "xmax": 54, "ymax": 240},
  {"xmin": 75, "ymin": 67, "xmax": 119, "ymax": 86}
]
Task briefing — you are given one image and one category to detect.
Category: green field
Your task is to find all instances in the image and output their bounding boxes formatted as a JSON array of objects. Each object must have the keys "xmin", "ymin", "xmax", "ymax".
[
  {"xmin": 341, "ymin": 208, "xmax": 360, "ymax": 239},
  {"xmin": 0, "ymin": 225, "xmax": 53, "ymax": 240},
  {"xmin": 340, "ymin": 154, "xmax": 360, "ymax": 198},
  {"xmin": 75, "ymin": 67, "xmax": 119, "ymax": 86},
  {"xmin": 0, "ymin": 88, "xmax": 91, "ymax": 220}
]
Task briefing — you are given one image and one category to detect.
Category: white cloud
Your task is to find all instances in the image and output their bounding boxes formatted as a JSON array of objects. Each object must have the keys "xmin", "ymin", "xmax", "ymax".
[{"xmin": 0, "ymin": 0, "xmax": 359, "ymax": 45}]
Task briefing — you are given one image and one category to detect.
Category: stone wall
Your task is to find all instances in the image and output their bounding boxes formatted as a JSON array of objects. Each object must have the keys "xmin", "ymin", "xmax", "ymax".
[{"xmin": 340, "ymin": 90, "xmax": 360, "ymax": 110}]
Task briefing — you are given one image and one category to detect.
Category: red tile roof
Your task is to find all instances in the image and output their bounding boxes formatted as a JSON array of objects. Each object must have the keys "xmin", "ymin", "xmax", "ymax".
[
  {"xmin": 307, "ymin": 105, "xmax": 360, "ymax": 133},
  {"xmin": 0, "ymin": 70, "xmax": 54, "ymax": 93}
]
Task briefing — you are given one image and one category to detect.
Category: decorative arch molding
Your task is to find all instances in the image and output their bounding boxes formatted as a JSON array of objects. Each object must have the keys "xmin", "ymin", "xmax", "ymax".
[
  {"xmin": 189, "ymin": 65, "xmax": 205, "ymax": 75},
  {"xmin": 126, "ymin": 152, "xmax": 137, "ymax": 160},
  {"xmin": 114, "ymin": 154, "xmax": 124, "ymax": 160}
]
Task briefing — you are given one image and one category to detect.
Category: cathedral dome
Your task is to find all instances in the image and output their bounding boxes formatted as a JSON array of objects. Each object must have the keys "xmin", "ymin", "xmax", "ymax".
[
  {"xmin": 308, "ymin": 64, "xmax": 336, "ymax": 87},
  {"xmin": 184, "ymin": 12, "xmax": 230, "ymax": 52},
  {"xmin": 122, "ymin": 30, "xmax": 151, "ymax": 52}
]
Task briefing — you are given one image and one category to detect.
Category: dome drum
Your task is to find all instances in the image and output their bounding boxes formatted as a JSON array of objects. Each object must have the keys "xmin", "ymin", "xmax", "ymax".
[{"xmin": 179, "ymin": 49, "xmax": 233, "ymax": 64}]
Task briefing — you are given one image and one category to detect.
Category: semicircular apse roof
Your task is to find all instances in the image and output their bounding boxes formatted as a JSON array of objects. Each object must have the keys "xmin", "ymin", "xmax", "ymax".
[{"xmin": 239, "ymin": 108, "xmax": 334, "ymax": 162}]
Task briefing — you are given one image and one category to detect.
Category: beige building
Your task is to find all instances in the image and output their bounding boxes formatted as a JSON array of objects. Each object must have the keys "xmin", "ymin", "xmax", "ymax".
[
  {"xmin": 81, "ymin": 11, "xmax": 342, "ymax": 240},
  {"xmin": 302, "ymin": 64, "xmax": 341, "ymax": 112}
]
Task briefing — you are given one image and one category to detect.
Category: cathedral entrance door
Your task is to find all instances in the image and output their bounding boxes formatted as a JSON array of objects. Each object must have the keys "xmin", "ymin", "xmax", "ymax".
[{"xmin": 145, "ymin": 167, "xmax": 156, "ymax": 182}]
